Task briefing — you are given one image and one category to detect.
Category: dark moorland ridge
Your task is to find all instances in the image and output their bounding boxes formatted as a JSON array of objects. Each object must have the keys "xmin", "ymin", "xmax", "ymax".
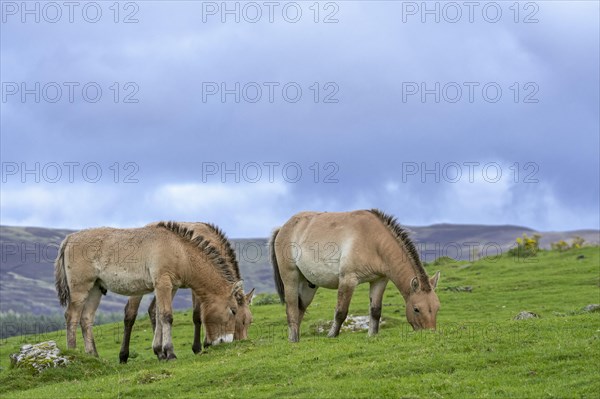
[{"xmin": 1, "ymin": 224, "xmax": 598, "ymax": 315}]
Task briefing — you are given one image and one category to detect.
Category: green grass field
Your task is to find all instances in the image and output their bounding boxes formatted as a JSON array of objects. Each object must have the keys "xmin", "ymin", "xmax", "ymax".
[{"xmin": 1, "ymin": 247, "xmax": 599, "ymax": 398}]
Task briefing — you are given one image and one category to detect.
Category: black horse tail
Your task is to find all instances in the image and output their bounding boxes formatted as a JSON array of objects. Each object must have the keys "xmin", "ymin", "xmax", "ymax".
[
  {"xmin": 270, "ymin": 227, "xmax": 285, "ymax": 304},
  {"xmin": 54, "ymin": 236, "xmax": 70, "ymax": 307}
]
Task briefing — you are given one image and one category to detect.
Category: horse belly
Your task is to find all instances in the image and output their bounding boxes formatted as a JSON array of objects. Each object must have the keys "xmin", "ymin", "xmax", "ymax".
[
  {"xmin": 296, "ymin": 260, "xmax": 339, "ymax": 289},
  {"xmin": 97, "ymin": 270, "xmax": 154, "ymax": 296}
]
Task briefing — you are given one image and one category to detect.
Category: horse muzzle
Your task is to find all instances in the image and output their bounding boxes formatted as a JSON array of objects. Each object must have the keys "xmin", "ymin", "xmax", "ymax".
[{"xmin": 204, "ymin": 333, "xmax": 234, "ymax": 347}]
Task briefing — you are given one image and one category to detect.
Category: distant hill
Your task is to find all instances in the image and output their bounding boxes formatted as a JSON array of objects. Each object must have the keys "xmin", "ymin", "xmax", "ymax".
[{"xmin": 1, "ymin": 224, "xmax": 598, "ymax": 315}]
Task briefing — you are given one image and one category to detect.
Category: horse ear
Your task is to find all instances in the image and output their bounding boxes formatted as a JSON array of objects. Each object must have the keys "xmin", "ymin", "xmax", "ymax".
[
  {"xmin": 410, "ymin": 277, "xmax": 419, "ymax": 292},
  {"xmin": 245, "ymin": 288, "xmax": 255, "ymax": 304},
  {"xmin": 430, "ymin": 271, "xmax": 440, "ymax": 290}
]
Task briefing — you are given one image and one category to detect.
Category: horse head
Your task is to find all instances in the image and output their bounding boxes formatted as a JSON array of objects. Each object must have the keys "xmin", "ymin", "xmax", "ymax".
[
  {"xmin": 202, "ymin": 281, "xmax": 244, "ymax": 346},
  {"xmin": 234, "ymin": 288, "xmax": 255, "ymax": 340},
  {"xmin": 405, "ymin": 271, "xmax": 441, "ymax": 330}
]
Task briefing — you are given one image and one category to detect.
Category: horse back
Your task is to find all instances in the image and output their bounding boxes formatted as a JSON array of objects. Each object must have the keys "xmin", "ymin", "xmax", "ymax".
[
  {"xmin": 278, "ymin": 210, "xmax": 389, "ymax": 287},
  {"xmin": 62, "ymin": 226, "xmax": 189, "ymax": 295}
]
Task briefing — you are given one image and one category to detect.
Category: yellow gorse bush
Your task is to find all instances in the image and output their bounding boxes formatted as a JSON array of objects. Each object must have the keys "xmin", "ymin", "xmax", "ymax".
[
  {"xmin": 551, "ymin": 236, "xmax": 585, "ymax": 251},
  {"xmin": 509, "ymin": 233, "xmax": 541, "ymax": 257}
]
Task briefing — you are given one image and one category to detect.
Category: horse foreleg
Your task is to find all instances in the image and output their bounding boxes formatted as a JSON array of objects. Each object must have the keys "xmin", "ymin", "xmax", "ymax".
[
  {"xmin": 152, "ymin": 296, "xmax": 165, "ymax": 360},
  {"xmin": 80, "ymin": 285, "xmax": 103, "ymax": 356},
  {"xmin": 191, "ymin": 292, "xmax": 202, "ymax": 354},
  {"xmin": 154, "ymin": 279, "xmax": 177, "ymax": 361},
  {"xmin": 328, "ymin": 279, "xmax": 357, "ymax": 338},
  {"xmin": 120, "ymin": 295, "xmax": 143, "ymax": 363},
  {"xmin": 151, "ymin": 316, "xmax": 164, "ymax": 360},
  {"xmin": 368, "ymin": 278, "xmax": 388, "ymax": 336}
]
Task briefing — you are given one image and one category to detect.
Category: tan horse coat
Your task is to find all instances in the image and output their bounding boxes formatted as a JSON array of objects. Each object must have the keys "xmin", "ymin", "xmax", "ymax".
[
  {"xmin": 119, "ymin": 222, "xmax": 254, "ymax": 363},
  {"xmin": 271, "ymin": 209, "xmax": 440, "ymax": 342},
  {"xmin": 55, "ymin": 222, "xmax": 243, "ymax": 359}
]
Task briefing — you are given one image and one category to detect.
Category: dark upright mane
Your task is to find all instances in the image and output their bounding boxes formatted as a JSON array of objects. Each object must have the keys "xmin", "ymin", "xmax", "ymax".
[
  {"xmin": 368, "ymin": 209, "xmax": 432, "ymax": 291},
  {"xmin": 204, "ymin": 222, "xmax": 241, "ymax": 280},
  {"xmin": 156, "ymin": 221, "xmax": 236, "ymax": 284}
]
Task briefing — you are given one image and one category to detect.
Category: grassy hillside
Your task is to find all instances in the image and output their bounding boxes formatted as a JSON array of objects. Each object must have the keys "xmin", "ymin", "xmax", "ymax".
[
  {"xmin": 2, "ymin": 224, "xmax": 598, "ymax": 316},
  {"xmin": 1, "ymin": 247, "xmax": 599, "ymax": 398},
  {"xmin": 0, "ymin": 227, "xmax": 270, "ymax": 315}
]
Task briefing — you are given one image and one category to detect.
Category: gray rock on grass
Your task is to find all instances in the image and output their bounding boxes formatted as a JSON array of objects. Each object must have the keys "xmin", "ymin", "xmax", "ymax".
[
  {"xmin": 583, "ymin": 304, "xmax": 600, "ymax": 313},
  {"xmin": 514, "ymin": 311, "xmax": 539, "ymax": 320},
  {"xmin": 9, "ymin": 341, "xmax": 70, "ymax": 373}
]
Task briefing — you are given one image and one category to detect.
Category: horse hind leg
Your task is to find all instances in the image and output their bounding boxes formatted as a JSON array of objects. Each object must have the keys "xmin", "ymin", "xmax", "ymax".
[
  {"xmin": 120, "ymin": 295, "xmax": 143, "ymax": 363},
  {"xmin": 65, "ymin": 282, "xmax": 95, "ymax": 350},
  {"xmin": 298, "ymin": 280, "xmax": 318, "ymax": 325},
  {"xmin": 328, "ymin": 278, "xmax": 357, "ymax": 338},
  {"xmin": 368, "ymin": 278, "xmax": 388, "ymax": 336},
  {"xmin": 80, "ymin": 285, "xmax": 103, "ymax": 356},
  {"xmin": 148, "ymin": 296, "xmax": 157, "ymax": 332},
  {"xmin": 282, "ymin": 272, "xmax": 302, "ymax": 342}
]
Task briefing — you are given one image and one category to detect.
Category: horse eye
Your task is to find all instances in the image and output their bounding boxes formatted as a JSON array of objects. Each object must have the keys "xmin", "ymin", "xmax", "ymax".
[
  {"xmin": 231, "ymin": 307, "xmax": 237, "ymax": 316},
  {"xmin": 414, "ymin": 308, "xmax": 420, "ymax": 313}
]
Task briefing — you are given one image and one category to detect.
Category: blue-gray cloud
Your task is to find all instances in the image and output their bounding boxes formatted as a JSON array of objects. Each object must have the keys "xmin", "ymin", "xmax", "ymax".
[{"xmin": 1, "ymin": 1, "xmax": 598, "ymax": 235}]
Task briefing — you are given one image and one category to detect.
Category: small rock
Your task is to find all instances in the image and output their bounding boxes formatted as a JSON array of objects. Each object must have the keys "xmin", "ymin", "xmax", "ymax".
[
  {"xmin": 583, "ymin": 304, "xmax": 600, "ymax": 313},
  {"xmin": 315, "ymin": 315, "xmax": 385, "ymax": 334},
  {"xmin": 9, "ymin": 341, "xmax": 70, "ymax": 373},
  {"xmin": 514, "ymin": 311, "xmax": 539, "ymax": 320},
  {"xmin": 342, "ymin": 315, "xmax": 370, "ymax": 331}
]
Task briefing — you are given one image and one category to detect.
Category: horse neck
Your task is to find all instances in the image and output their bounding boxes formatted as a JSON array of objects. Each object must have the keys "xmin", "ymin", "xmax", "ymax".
[
  {"xmin": 378, "ymin": 243, "xmax": 417, "ymax": 301},
  {"xmin": 198, "ymin": 228, "xmax": 240, "ymax": 281},
  {"xmin": 185, "ymin": 254, "xmax": 232, "ymax": 299}
]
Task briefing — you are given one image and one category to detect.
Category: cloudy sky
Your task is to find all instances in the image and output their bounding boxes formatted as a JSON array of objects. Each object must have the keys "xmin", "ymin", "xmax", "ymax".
[{"xmin": 1, "ymin": 1, "xmax": 598, "ymax": 237}]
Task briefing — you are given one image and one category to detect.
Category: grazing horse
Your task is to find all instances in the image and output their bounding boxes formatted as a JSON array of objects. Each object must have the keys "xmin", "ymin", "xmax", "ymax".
[
  {"xmin": 119, "ymin": 222, "xmax": 254, "ymax": 363},
  {"xmin": 55, "ymin": 222, "xmax": 244, "ymax": 360},
  {"xmin": 271, "ymin": 209, "xmax": 440, "ymax": 342}
]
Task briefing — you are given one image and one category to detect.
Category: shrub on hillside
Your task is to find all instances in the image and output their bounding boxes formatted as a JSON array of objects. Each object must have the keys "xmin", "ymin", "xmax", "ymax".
[
  {"xmin": 551, "ymin": 240, "xmax": 570, "ymax": 252},
  {"xmin": 551, "ymin": 236, "xmax": 586, "ymax": 251},
  {"xmin": 571, "ymin": 236, "xmax": 585, "ymax": 249},
  {"xmin": 252, "ymin": 293, "xmax": 281, "ymax": 306},
  {"xmin": 508, "ymin": 233, "xmax": 541, "ymax": 258},
  {"xmin": 432, "ymin": 256, "xmax": 457, "ymax": 266}
]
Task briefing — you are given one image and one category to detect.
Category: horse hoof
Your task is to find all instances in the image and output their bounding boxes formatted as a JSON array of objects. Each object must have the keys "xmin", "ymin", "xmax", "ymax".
[{"xmin": 167, "ymin": 353, "xmax": 177, "ymax": 361}]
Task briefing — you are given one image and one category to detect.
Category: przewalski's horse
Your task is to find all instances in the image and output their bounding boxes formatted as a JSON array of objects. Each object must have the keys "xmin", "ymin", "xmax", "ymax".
[
  {"xmin": 55, "ymin": 221, "xmax": 244, "ymax": 360},
  {"xmin": 119, "ymin": 222, "xmax": 254, "ymax": 363},
  {"xmin": 271, "ymin": 209, "xmax": 440, "ymax": 342}
]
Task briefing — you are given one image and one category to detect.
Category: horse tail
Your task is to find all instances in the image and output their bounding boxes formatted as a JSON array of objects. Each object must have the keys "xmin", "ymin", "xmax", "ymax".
[
  {"xmin": 54, "ymin": 235, "xmax": 70, "ymax": 307},
  {"xmin": 270, "ymin": 227, "xmax": 285, "ymax": 304}
]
